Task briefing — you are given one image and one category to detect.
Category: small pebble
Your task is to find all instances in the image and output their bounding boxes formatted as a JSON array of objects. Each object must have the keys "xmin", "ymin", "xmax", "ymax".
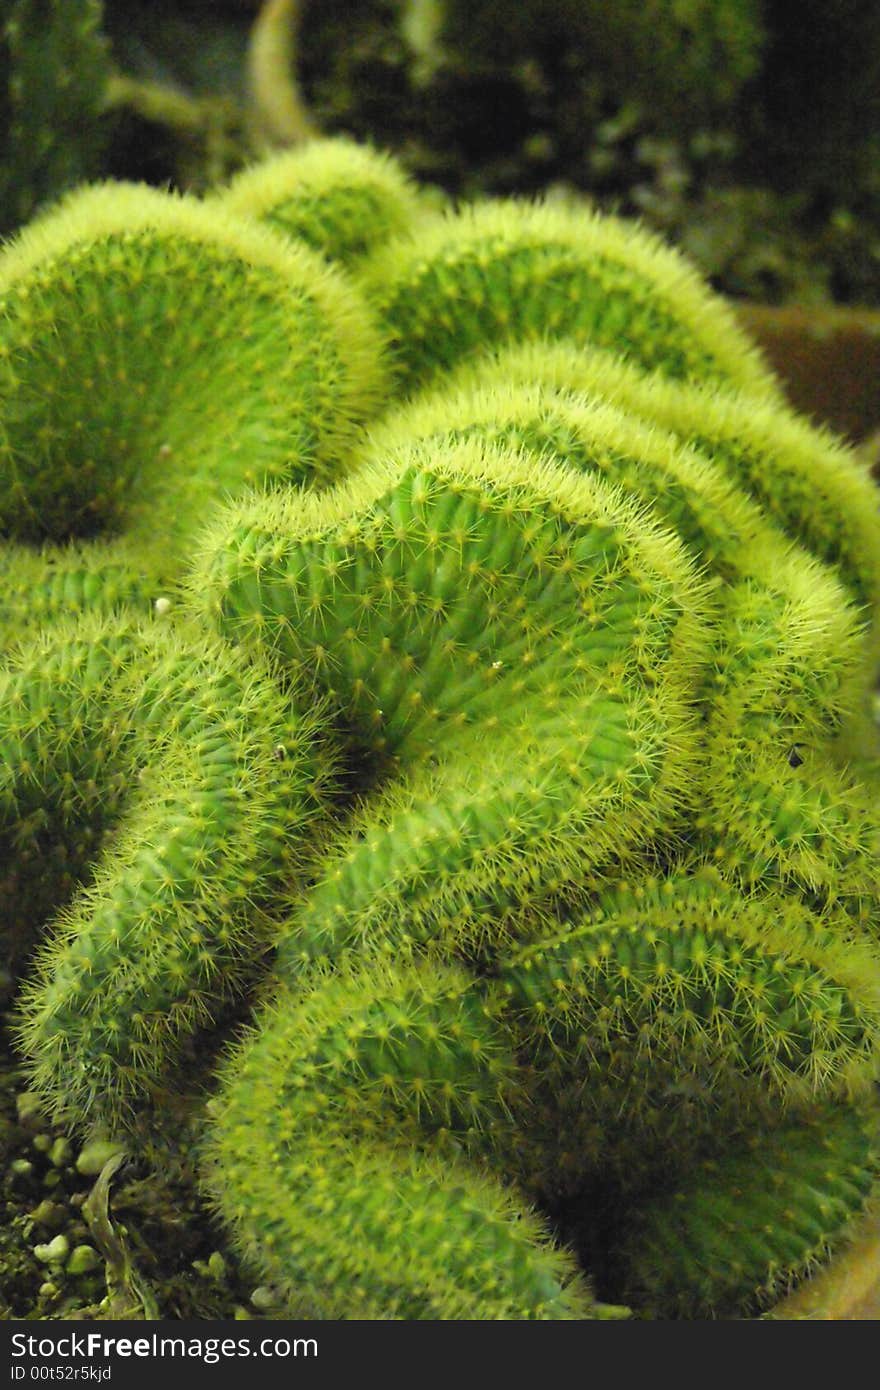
[
  {"xmin": 48, "ymin": 1137, "xmax": 72, "ymax": 1168},
  {"xmin": 15, "ymin": 1092, "xmax": 44, "ymax": 1127},
  {"xmin": 29, "ymin": 1200, "xmax": 64, "ymax": 1229},
  {"xmin": 67, "ymin": 1245, "xmax": 101, "ymax": 1275},
  {"xmin": 250, "ymin": 1286, "xmax": 278, "ymax": 1310},
  {"xmin": 75, "ymin": 1139, "xmax": 125, "ymax": 1177},
  {"xmin": 33, "ymin": 1234, "xmax": 69, "ymax": 1265}
]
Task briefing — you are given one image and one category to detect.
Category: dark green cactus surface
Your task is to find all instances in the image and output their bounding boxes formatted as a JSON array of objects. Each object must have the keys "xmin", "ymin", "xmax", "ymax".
[
  {"xmin": 612, "ymin": 1100, "xmax": 880, "ymax": 1318},
  {"xmin": 1, "ymin": 136, "xmax": 879, "ymax": 1320}
]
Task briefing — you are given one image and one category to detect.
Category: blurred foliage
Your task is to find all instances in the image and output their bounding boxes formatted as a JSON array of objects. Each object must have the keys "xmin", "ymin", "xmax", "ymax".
[
  {"xmin": 294, "ymin": 0, "xmax": 880, "ymax": 305},
  {"xmin": 435, "ymin": 1, "xmax": 766, "ymax": 125},
  {"xmin": 1, "ymin": 0, "xmax": 879, "ymax": 304},
  {"xmin": 0, "ymin": 0, "xmax": 111, "ymax": 237}
]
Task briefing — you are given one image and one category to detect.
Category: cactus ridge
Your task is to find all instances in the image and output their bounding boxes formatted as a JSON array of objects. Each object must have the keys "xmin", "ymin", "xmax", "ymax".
[
  {"xmin": 499, "ymin": 869, "xmax": 880, "ymax": 1162},
  {"xmin": 0, "ymin": 536, "xmax": 168, "ymax": 651},
  {"xmin": 201, "ymin": 956, "xmax": 598, "ymax": 1319},
  {"xmin": 445, "ymin": 339, "xmax": 880, "ymax": 627},
  {"xmin": 613, "ymin": 1099, "xmax": 880, "ymax": 1318},
  {"xmin": 365, "ymin": 374, "xmax": 868, "ymax": 730},
  {"xmin": 356, "ymin": 199, "xmax": 782, "ymax": 399},
  {"xmin": 213, "ymin": 136, "xmax": 424, "ymax": 268},
  {"xmin": 190, "ymin": 434, "xmax": 713, "ymax": 970},
  {"xmin": 8, "ymin": 611, "xmax": 338, "ymax": 1130},
  {"xmin": 0, "ymin": 179, "xmax": 386, "ymax": 655}
]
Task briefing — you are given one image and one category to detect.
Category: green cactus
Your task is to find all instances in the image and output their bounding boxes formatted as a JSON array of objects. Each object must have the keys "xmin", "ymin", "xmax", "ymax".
[
  {"xmin": 2, "ymin": 158, "xmax": 879, "ymax": 1322},
  {"xmin": 212, "ymin": 135, "xmax": 424, "ymax": 268},
  {"xmin": 0, "ymin": 178, "xmax": 386, "ymax": 650},
  {"xmin": 0, "ymin": 535, "xmax": 165, "ymax": 652},
  {"xmin": 355, "ymin": 198, "xmax": 782, "ymax": 399},
  {"xmin": 189, "ymin": 433, "xmax": 712, "ymax": 971},
  {"xmin": 612, "ymin": 1098, "xmax": 880, "ymax": 1318},
  {"xmin": 498, "ymin": 867, "xmax": 880, "ymax": 1198},
  {"xmin": 10, "ymin": 611, "xmax": 338, "ymax": 1131},
  {"xmin": 0, "ymin": 0, "xmax": 110, "ymax": 238},
  {"xmin": 201, "ymin": 956, "xmax": 598, "ymax": 1319}
]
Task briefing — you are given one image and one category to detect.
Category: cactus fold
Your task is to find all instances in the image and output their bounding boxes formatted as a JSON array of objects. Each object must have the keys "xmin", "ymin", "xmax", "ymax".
[
  {"xmin": 364, "ymin": 371, "xmax": 869, "ymax": 722},
  {"xmin": 202, "ymin": 958, "xmax": 597, "ymax": 1319},
  {"xmin": 498, "ymin": 868, "xmax": 880, "ymax": 1196},
  {"xmin": 190, "ymin": 434, "xmax": 712, "ymax": 970},
  {"xmin": 213, "ymin": 136, "xmax": 424, "ymax": 267},
  {"xmin": 442, "ymin": 339, "xmax": 880, "ymax": 635},
  {"xmin": 0, "ymin": 536, "xmax": 165, "ymax": 651},
  {"xmin": 9, "ymin": 612, "xmax": 338, "ymax": 1130},
  {"xmin": 356, "ymin": 199, "xmax": 782, "ymax": 399},
  {"xmin": 0, "ymin": 179, "xmax": 386, "ymax": 652},
  {"xmin": 613, "ymin": 1099, "xmax": 880, "ymax": 1318}
]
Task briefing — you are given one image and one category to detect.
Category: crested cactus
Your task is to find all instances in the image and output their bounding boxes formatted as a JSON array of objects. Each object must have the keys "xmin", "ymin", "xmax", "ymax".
[
  {"xmin": 1, "ymin": 147, "xmax": 879, "ymax": 1320},
  {"xmin": 212, "ymin": 136, "xmax": 424, "ymax": 268}
]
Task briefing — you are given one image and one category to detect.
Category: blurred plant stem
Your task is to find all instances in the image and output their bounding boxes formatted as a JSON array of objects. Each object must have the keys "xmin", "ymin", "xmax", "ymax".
[{"xmin": 247, "ymin": 0, "xmax": 317, "ymax": 147}]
